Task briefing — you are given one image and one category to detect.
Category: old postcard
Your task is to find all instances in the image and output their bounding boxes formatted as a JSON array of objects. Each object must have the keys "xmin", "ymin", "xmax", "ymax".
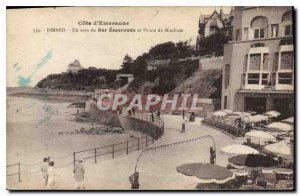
[{"xmin": 6, "ymin": 6, "xmax": 294, "ymax": 190}]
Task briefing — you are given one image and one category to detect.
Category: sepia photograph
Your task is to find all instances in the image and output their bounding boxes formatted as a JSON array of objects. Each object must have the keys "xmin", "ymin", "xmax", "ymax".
[{"xmin": 6, "ymin": 6, "xmax": 295, "ymax": 191}]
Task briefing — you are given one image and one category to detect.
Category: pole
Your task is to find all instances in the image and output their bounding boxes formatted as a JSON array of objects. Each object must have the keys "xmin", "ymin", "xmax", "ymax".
[
  {"xmin": 126, "ymin": 141, "xmax": 129, "ymax": 154},
  {"xmin": 146, "ymin": 135, "xmax": 148, "ymax": 147},
  {"xmin": 137, "ymin": 138, "xmax": 140, "ymax": 150},
  {"xmin": 112, "ymin": 144, "xmax": 114, "ymax": 159},
  {"xmin": 73, "ymin": 152, "xmax": 76, "ymax": 166},
  {"xmin": 94, "ymin": 148, "xmax": 97, "ymax": 163},
  {"xmin": 18, "ymin": 162, "xmax": 21, "ymax": 182}
]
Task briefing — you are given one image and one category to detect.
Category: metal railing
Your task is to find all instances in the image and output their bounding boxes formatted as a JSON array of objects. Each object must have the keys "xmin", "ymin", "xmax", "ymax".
[
  {"xmin": 6, "ymin": 162, "xmax": 21, "ymax": 182},
  {"xmin": 7, "ymin": 112, "xmax": 165, "ymax": 182},
  {"xmin": 73, "ymin": 135, "xmax": 154, "ymax": 166}
]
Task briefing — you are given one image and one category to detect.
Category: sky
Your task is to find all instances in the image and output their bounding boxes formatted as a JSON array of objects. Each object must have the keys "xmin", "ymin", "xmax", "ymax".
[{"xmin": 7, "ymin": 6, "xmax": 231, "ymax": 87}]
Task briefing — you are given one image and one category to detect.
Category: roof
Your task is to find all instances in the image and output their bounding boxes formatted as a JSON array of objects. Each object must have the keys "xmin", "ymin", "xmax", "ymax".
[{"xmin": 199, "ymin": 10, "xmax": 233, "ymax": 27}]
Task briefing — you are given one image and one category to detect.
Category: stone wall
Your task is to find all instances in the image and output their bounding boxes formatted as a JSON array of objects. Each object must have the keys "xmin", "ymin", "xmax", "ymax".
[{"xmin": 128, "ymin": 117, "xmax": 164, "ymax": 139}]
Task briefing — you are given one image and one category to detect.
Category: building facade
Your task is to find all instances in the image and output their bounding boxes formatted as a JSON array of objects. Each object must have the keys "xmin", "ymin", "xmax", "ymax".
[
  {"xmin": 221, "ymin": 6, "xmax": 294, "ymax": 119},
  {"xmin": 196, "ymin": 8, "xmax": 234, "ymax": 50},
  {"xmin": 67, "ymin": 59, "xmax": 83, "ymax": 73}
]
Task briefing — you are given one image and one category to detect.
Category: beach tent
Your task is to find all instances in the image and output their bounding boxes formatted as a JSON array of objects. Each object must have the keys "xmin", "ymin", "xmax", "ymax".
[
  {"xmin": 221, "ymin": 144, "xmax": 259, "ymax": 156},
  {"xmin": 245, "ymin": 130, "xmax": 276, "ymax": 144},
  {"xmin": 176, "ymin": 163, "xmax": 234, "ymax": 184},
  {"xmin": 267, "ymin": 122, "xmax": 293, "ymax": 132},
  {"xmin": 264, "ymin": 110, "xmax": 280, "ymax": 118},
  {"xmin": 263, "ymin": 140, "xmax": 292, "ymax": 158}
]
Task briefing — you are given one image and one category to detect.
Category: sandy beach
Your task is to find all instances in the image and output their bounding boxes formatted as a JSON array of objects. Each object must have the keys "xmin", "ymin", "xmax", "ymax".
[{"xmin": 7, "ymin": 96, "xmax": 244, "ymax": 190}]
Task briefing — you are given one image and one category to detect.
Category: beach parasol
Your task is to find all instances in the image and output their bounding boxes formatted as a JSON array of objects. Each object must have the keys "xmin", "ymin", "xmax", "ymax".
[
  {"xmin": 176, "ymin": 163, "xmax": 234, "ymax": 184},
  {"xmin": 264, "ymin": 110, "xmax": 280, "ymax": 118},
  {"xmin": 281, "ymin": 117, "xmax": 294, "ymax": 126},
  {"xmin": 245, "ymin": 130, "xmax": 276, "ymax": 144},
  {"xmin": 222, "ymin": 109, "xmax": 233, "ymax": 114},
  {"xmin": 228, "ymin": 154, "xmax": 278, "ymax": 169},
  {"xmin": 221, "ymin": 144, "xmax": 259, "ymax": 156},
  {"xmin": 239, "ymin": 184, "xmax": 266, "ymax": 190},
  {"xmin": 263, "ymin": 140, "xmax": 292, "ymax": 159},
  {"xmin": 267, "ymin": 122, "xmax": 293, "ymax": 132},
  {"xmin": 213, "ymin": 110, "xmax": 227, "ymax": 117},
  {"xmin": 233, "ymin": 112, "xmax": 252, "ymax": 117}
]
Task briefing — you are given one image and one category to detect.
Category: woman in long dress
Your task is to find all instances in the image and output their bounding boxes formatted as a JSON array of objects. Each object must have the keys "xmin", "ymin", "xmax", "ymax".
[
  {"xmin": 73, "ymin": 159, "xmax": 85, "ymax": 189},
  {"xmin": 46, "ymin": 161, "xmax": 55, "ymax": 189}
]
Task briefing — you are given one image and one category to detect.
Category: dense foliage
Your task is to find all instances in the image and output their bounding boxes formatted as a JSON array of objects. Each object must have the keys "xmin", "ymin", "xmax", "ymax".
[{"xmin": 36, "ymin": 67, "xmax": 119, "ymax": 91}]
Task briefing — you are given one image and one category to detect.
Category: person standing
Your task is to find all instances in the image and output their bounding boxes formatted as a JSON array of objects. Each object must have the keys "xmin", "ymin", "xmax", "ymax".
[
  {"xmin": 46, "ymin": 161, "xmax": 55, "ymax": 189},
  {"xmin": 150, "ymin": 111, "xmax": 154, "ymax": 122},
  {"xmin": 129, "ymin": 172, "xmax": 139, "ymax": 189},
  {"xmin": 156, "ymin": 110, "xmax": 160, "ymax": 119},
  {"xmin": 41, "ymin": 157, "xmax": 49, "ymax": 187},
  {"xmin": 182, "ymin": 116, "xmax": 186, "ymax": 133},
  {"xmin": 210, "ymin": 147, "xmax": 216, "ymax": 164},
  {"xmin": 73, "ymin": 159, "xmax": 85, "ymax": 189}
]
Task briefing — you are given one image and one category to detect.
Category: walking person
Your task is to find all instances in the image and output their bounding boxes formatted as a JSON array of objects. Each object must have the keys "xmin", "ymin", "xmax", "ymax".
[
  {"xmin": 41, "ymin": 157, "xmax": 49, "ymax": 187},
  {"xmin": 210, "ymin": 147, "xmax": 216, "ymax": 164},
  {"xmin": 156, "ymin": 110, "xmax": 160, "ymax": 119},
  {"xmin": 150, "ymin": 111, "xmax": 154, "ymax": 122},
  {"xmin": 46, "ymin": 161, "xmax": 55, "ymax": 189},
  {"xmin": 132, "ymin": 107, "xmax": 135, "ymax": 116},
  {"xmin": 73, "ymin": 159, "xmax": 85, "ymax": 189}
]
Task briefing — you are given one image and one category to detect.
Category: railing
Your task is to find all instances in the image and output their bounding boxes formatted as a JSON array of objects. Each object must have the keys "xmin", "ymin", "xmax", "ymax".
[
  {"xmin": 73, "ymin": 112, "xmax": 164, "ymax": 165},
  {"xmin": 73, "ymin": 135, "xmax": 154, "ymax": 166},
  {"xmin": 7, "ymin": 112, "xmax": 165, "ymax": 182},
  {"xmin": 131, "ymin": 112, "xmax": 165, "ymax": 134},
  {"xmin": 6, "ymin": 162, "xmax": 21, "ymax": 182}
]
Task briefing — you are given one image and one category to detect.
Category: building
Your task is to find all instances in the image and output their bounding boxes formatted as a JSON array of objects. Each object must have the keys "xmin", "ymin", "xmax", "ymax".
[
  {"xmin": 221, "ymin": 6, "xmax": 294, "ymax": 119},
  {"xmin": 67, "ymin": 59, "xmax": 83, "ymax": 73},
  {"xmin": 196, "ymin": 8, "xmax": 234, "ymax": 50}
]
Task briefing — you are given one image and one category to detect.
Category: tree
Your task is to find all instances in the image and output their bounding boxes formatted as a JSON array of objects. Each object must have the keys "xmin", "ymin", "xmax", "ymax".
[
  {"xmin": 120, "ymin": 54, "xmax": 133, "ymax": 73},
  {"xmin": 198, "ymin": 29, "xmax": 230, "ymax": 56}
]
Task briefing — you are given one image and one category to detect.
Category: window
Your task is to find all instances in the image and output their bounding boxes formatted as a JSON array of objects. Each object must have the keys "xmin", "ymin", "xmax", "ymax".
[
  {"xmin": 243, "ymin": 28, "xmax": 248, "ymax": 40},
  {"xmin": 273, "ymin": 52, "xmax": 279, "ymax": 71},
  {"xmin": 224, "ymin": 64, "xmax": 230, "ymax": 87},
  {"xmin": 254, "ymin": 29, "xmax": 265, "ymax": 39},
  {"xmin": 271, "ymin": 24, "xmax": 279, "ymax": 37},
  {"xmin": 224, "ymin": 29, "xmax": 230, "ymax": 37},
  {"xmin": 262, "ymin": 73, "xmax": 269, "ymax": 85},
  {"xmin": 280, "ymin": 51, "xmax": 293, "ymax": 70},
  {"xmin": 284, "ymin": 25, "xmax": 292, "ymax": 36},
  {"xmin": 249, "ymin": 54, "xmax": 261, "ymax": 71},
  {"xmin": 211, "ymin": 18, "xmax": 218, "ymax": 26},
  {"xmin": 248, "ymin": 73, "xmax": 260, "ymax": 84},
  {"xmin": 282, "ymin": 10, "xmax": 293, "ymax": 36},
  {"xmin": 251, "ymin": 16, "xmax": 268, "ymax": 39},
  {"xmin": 236, "ymin": 29, "xmax": 240, "ymax": 41},
  {"xmin": 210, "ymin": 29, "xmax": 217, "ymax": 35},
  {"xmin": 278, "ymin": 73, "xmax": 292, "ymax": 84},
  {"xmin": 263, "ymin": 53, "xmax": 269, "ymax": 71}
]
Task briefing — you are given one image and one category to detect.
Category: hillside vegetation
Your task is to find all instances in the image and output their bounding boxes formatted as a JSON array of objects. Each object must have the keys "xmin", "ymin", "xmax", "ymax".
[{"xmin": 36, "ymin": 34, "xmax": 227, "ymax": 97}]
